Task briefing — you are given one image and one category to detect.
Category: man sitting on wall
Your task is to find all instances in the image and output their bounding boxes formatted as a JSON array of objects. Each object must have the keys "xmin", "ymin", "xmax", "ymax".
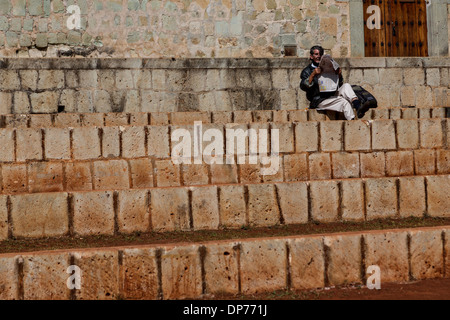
[{"xmin": 300, "ymin": 45, "xmax": 366, "ymax": 120}]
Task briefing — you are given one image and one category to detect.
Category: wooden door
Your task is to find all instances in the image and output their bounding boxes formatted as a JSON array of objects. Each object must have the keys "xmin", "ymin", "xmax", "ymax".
[{"xmin": 363, "ymin": 0, "xmax": 428, "ymax": 57}]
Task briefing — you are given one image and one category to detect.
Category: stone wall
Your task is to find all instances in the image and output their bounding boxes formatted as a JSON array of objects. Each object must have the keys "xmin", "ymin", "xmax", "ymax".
[
  {"xmin": 0, "ymin": 0, "xmax": 350, "ymax": 58},
  {"xmin": 0, "ymin": 57, "xmax": 448, "ymax": 115}
]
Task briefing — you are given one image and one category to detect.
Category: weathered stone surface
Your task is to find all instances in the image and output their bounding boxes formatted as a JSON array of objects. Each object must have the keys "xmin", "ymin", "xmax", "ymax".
[
  {"xmin": 101, "ymin": 127, "xmax": 120, "ymax": 158},
  {"xmin": 72, "ymin": 127, "xmax": 101, "ymax": 160},
  {"xmin": 360, "ymin": 152, "xmax": 385, "ymax": 178},
  {"xmin": 129, "ymin": 158, "xmax": 153, "ymax": 188},
  {"xmin": 150, "ymin": 188, "xmax": 190, "ymax": 232},
  {"xmin": 218, "ymin": 185, "xmax": 246, "ymax": 228},
  {"xmin": 118, "ymin": 189, "xmax": 149, "ymax": 234},
  {"xmin": 0, "ymin": 256, "xmax": 19, "ymax": 300},
  {"xmin": 181, "ymin": 163, "xmax": 209, "ymax": 186},
  {"xmin": 283, "ymin": 153, "xmax": 308, "ymax": 182},
  {"xmin": 396, "ymin": 119, "xmax": 419, "ymax": 149},
  {"xmin": 295, "ymin": 122, "xmax": 318, "ymax": 152},
  {"xmin": 385, "ymin": 151, "xmax": 414, "ymax": 177},
  {"xmin": 22, "ymin": 253, "xmax": 70, "ymax": 300},
  {"xmin": 325, "ymin": 234, "xmax": 362, "ymax": 286},
  {"xmin": 420, "ymin": 119, "xmax": 443, "ymax": 149},
  {"xmin": 341, "ymin": 179, "xmax": 365, "ymax": 222},
  {"xmin": 16, "ymin": 128, "xmax": 43, "ymax": 161},
  {"xmin": 240, "ymin": 239, "xmax": 287, "ymax": 294},
  {"xmin": 365, "ymin": 178, "xmax": 397, "ymax": 220},
  {"xmin": 161, "ymin": 245, "xmax": 202, "ymax": 299},
  {"xmin": 0, "ymin": 195, "xmax": 8, "ymax": 240},
  {"xmin": 437, "ymin": 150, "xmax": 450, "ymax": 174},
  {"xmin": 414, "ymin": 149, "xmax": 436, "ymax": 175},
  {"xmin": 1, "ymin": 164, "xmax": 28, "ymax": 194},
  {"xmin": 44, "ymin": 128, "xmax": 71, "ymax": 160},
  {"xmin": 10, "ymin": 192, "xmax": 68, "ymax": 238},
  {"xmin": 121, "ymin": 248, "xmax": 159, "ymax": 300},
  {"xmin": 28, "ymin": 162, "xmax": 64, "ymax": 193},
  {"xmin": 122, "ymin": 126, "xmax": 146, "ymax": 158},
  {"xmin": 332, "ymin": 152, "xmax": 359, "ymax": 179},
  {"xmin": 155, "ymin": 160, "xmax": 180, "ymax": 187},
  {"xmin": 289, "ymin": 236, "xmax": 325, "ymax": 290},
  {"xmin": 320, "ymin": 121, "xmax": 343, "ymax": 152},
  {"xmin": 409, "ymin": 229, "xmax": 444, "ymax": 280},
  {"xmin": 148, "ymin": 125, "xmax": 170, "ymax": 158},
  {"xmin": 74, "ymin": 250, "xmax": 119, "ymax": 300},
  {"xmin": 204, "ymin": 243, "xmax": 240, "ymax": 295},
  {"xmin": 65, "ymin": 162, "xmax": 93, "ymax": 191},
  {"xmin": 276, "ymin": 182, "xmax": 308, "ymax": 225},
  {"xmin": 247, "ymin": 183, "xmax": 280, "ymax": 227},
  {"xmin": 0, "ymin": 129, "xmax": 15, "ymax": 162},
  {"xmin": 371, "ymin": 120, "xmax": 396, "ymax": 150},
  {"xmin": 73, "ymin": 191, "xmax": 115, "ymax": 236},
  {"xmin": 426, "ymin": 175, "xmax": 450, "ymax": 217},
  {"xmin": 191, "ymin": 186, "xmax": 220, "ymax": 231},
  {"xmin": 308, "ymin": 153, "xmax": 331, "ymax": 180},
  {"xmin": 344, "ymin": 120, "xmax": 371, "ymax": 151},
  {"xmin": 93, "ymin": 160, "xmax": 130, "ymax": 190},
  {"xmin": 310, "ymin": 180, "xmax": 339, "ymax": 223},
  {"xmin": 399, "ymin": 177, "xmax": 426, "ymax": 218},
  {"xmin": 364, "ymin": 231, "xmax": 409, "ymax": 283},
  {"xmin": 210, "ymin": 163, "xmax": 238, "ymax": 184}
]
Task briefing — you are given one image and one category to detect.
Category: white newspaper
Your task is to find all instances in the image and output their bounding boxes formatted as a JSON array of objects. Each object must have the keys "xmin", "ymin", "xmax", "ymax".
[{"xmin": 317, "ymin": 54, "xmax": 340, "ymax": 92}]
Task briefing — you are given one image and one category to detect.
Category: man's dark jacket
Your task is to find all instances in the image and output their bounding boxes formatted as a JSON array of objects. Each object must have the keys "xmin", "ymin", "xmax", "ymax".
[{"xmin": 300, "ymin": 63, "xmax": 343, "ymax": 109}]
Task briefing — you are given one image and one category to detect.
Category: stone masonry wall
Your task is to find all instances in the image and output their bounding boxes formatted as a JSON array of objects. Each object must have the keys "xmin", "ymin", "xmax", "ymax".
[
  {"xmin": 0, "ymin": 57, "xmax": 448, "ymax": 115},
  {"xmin": 0, "ymin": 0, "xmax": 350, "ymax": 58}
]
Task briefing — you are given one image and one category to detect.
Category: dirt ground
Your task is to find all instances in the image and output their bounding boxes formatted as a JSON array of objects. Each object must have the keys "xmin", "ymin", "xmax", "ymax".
[{"xmin": 203, "ymin": 278, "xmax": 450, "ymax": 300}]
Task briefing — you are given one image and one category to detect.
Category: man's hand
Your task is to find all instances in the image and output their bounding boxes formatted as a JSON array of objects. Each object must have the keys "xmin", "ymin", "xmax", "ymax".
[
  {"xmin": 308, "ymin": 67, "xmax": 321, "ymax": 85},
  {"xmin": 335, "ymin": 67, "xmax": 342, "ymax": 75}
]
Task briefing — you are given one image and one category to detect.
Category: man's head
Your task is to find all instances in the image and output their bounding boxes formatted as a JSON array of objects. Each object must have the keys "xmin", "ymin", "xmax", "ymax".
[{"xmin": 309, "ymin": 45, "xmax": 324, "ymax": 65}]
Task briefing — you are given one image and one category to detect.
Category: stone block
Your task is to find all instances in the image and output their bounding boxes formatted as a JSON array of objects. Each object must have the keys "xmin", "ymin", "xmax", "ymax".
[
  {"xmin": 325, "ymin": 234, "xmax": 362, "ymax": 286},
  {"xmin": 161, "ymin": 245, "xmax": 202, "ymax": 299},
  {"xmin": 341, "ymin": 179, "xmax": 365, "ymax": 222},
  {"xmin": 364, "ymin": 231, "xmax": 409, "ymax": 282},
  {"xmin": 0, "ymin": 256, "xmax": 19, "ymax": 300},
  {"xmin": 378, "ymin": 68, "xmax": 402, "ymax": 85},
  {"xmin": 344, "ymin": 121, "xmax": 371, "ymax": 151},
  {"xmin": 218, "ymin": 185, "xmax": 247, "ymax": 228},
  {"xmin": 150, "ymin": 188, "xmax": 190, "ymax": 232},
  {"xmin": 22, "ymin": 253, "xmax": 70, "ymax": 300},
  {"xmin": 289, "ymin": 236, "xmax": 325, "ymax": 290},
  {"xmin": 403, "ymin": 68, "xmax": 425, "ymax": 86},
  {"xmin": 295, "ymin": 122, "xmax": 319, "ymax": 152},
  {"xmin": 16, "ymin": 128, "xmax": 43, "ymax": 161},
  {"xmin": 419, "ymin": 108, "xmax": 431, "ymax": 119},
  {"xmin": 93, "ymin": 160, "xmax": 130, "ymax": 190},
  {"xmin": 426, "ymin": 68, "xmax": 440, "ymax": 87},
  {"xmin": 210, "ymin": 163, "xmax": 238, "ymax": 184},
  {"xmin": 28, "ymin": 162, "xmax": 63, "ymax": 193},
  {"xmin": 44, "ymin": 128, "xmax": 71, "ymax": 160},
  {"xmin": 233, "ymin": 111, "xmax": 253, "ymax": 124},
  {"xmin": 310, "ymin": 180, "xmax": 339, "ymax": 223},
  {"xmin": 72, "ymin": 127, "xmax": 101, "ymax": 160},
  {"xmin": 148, "ymin": 126, "xmax": 170, "ymax": 158},
  {"xmin": 240, "ymin": 239, "xmax": 287, "ymax": 294},
  {"xmin": 365, "ymin": 178, "xmax": 397, "ymax": 220},
  {"xmin": 150, "ymin": 113, "xmax": 169, "ymax": 126},
  {"xmin": 191, "ymin": 186, "xmax": 220, "ymax": 230},
  {"xmin": 104, "ymin": 113, "xmax": 128, "ymax": 126},
  {"xmin": 308, "ymin": 153, "xmax": 331, "ymax": 180},
  {"xmin": 400, "ymin": 86, "xmax": 416, "ymax": 107},
  {"xmin": 276, "ymin": 182, "xmax": 308, "ymax": 225},
  {"xmin": 437, "ymin": 150, "xmax": 450, "ymax": 174},
  {"xmin": 37, "ymin": 70, "xmax": 64, "ymax": 90},
  {"xmin": 170, "ymin": 112, "xmax": 210, "ymax": 126},
  {"xmin": 271, "ymin": 123, "xmax": 294, "ymax": 153},
  {"xmin": 414, "ymin": 149, "xmax": 436, "ymax": 175},
  {"xmin": 0, "ymin": 70, "xmax": 20, "ymax": 90},
  {"xmin": 73, "ymin": 191, "xmax": 115, "ymax": 236},
  {"xmin": 283, "ymin": 153, "xmax": 308, "ymax": 182},
  {"xmin": 181, "ymin": 164, "xmax": 209, "ymax": 186},
  {"xmin": 121, "ymin": 248, "xmax": 159, "ymax": 300},
  {"xmin": 272, "ymin": 110, "xmax": 288, "ymax": 123},
  {"xmin": 14, "ymin": 91, "xmax": 31, "ymax": 113},
  {"xmin": 247, "ymin": 184, "xmax": 280, "ymax": 227},
  {"xmin": 128, "ymin": 158, "xmax": 153, "ymax": 188},
  {"xmin": 371, "ymin": 120, "xmax": 396, "ymax": 150},
  {"xmin": 0, "ymin": 195, "xmax": 8, "ymax": 240},
  {"xmin": 331, "ymin": 152, "xmax": 360, "ymax": 179},
  {"xmin": 238, "ymin": 160, "xmax": 262, "ymax": 184},
  {"xmin": 398, "ymin": 176, "xmax": 426, "ymax": 218},
  {"xmin": 0, "ymin": 92, "xmax": 12, "ymax": 114},
  {"xmin": 409, "ymin": 229, "xmax": 444, "ymax": 280},
  {"xmin": 74, "ymin": 250, "xmax": 119, "ymax": 300},
  {"xmin": 360, "ymin": 152, "xmax": 385, "ymax": 178},
  {"xmin": 10, "ymin": 192, "xmax": 68, "ymax": 238},
  {"xmin": 401, "ymin": 108, "xmax": 418, "ymax": 120},
  {"xmin": 204, "ymin": 243, "xmax": 240, "ymax": 295},
  {"xmin": 385, "ymin": 151, "xmax": 414, "ymax": 177},
  {"xmin": 122, "ymin": 126, "xmax": 146, "ymax": 158},
  {"xmin": 1, "ymin": 164, "xmax": 27, "ymax": 194},
  {"xmin": 155, "ymin": 160, "xmax": 180, "ymax": 187},
  {"xmin": 65, "ymin": 162, "xmax": 92, "ymax": 192},
  {"xmin": 129, "ymin": 113, "xmax": 148, "ymax": 126},
  {"xmin": 420, "ymin": 119, "xmax": 443, "ymax": 149},
  {"xmin": 396, "ymin": 119, "xmax": 419, "ymax": 149},
  {"xmin": 372, "ymin": 108, "xmax": 389, "ymax": 120},
  {"xmin": 117, "ymin": 189, "xmax": 149, "ymax": 234},
  {"xmin": 288, "ymin": 109, "xmax": 308, "ymax": 122},
  {"xmin": 0, "ymin": 129, "xmax": 15, "ymax": 162},
  {"xmin": 101, "ymin": 127, "xmax": 120, "ymax": 158},
  {"xmin": 30, "ymin": 114, "xmax": 52, "ymax": 128},
  {"xmin": 426, "ymin": 175, "xmax": 450, "ymax": 217}
]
